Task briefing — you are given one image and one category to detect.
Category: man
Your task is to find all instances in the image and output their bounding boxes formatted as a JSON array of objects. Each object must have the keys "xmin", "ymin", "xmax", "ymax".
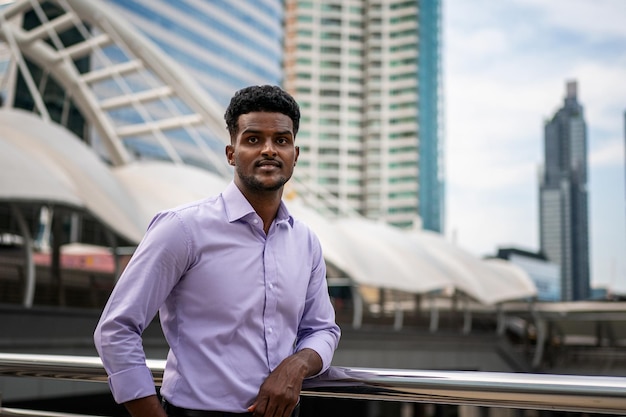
[{"xmin": 94, "ymin": 85, "xmax": 341, "ymax": 417}]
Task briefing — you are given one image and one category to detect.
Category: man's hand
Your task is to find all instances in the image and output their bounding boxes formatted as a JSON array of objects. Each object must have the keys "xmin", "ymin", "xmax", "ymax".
[{"xmin": 248, "ymin": 348, "xmax": 322, "ymax": 417}]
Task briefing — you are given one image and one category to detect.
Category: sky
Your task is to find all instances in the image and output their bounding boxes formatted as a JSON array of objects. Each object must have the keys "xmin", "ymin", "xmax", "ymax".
[{"xmin": 443, "ymin": 0, "xmax": 626, "ymax": 293}]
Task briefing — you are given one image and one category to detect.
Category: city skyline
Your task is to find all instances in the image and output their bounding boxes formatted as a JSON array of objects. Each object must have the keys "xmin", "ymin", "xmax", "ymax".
[{"xmin": 444, "ymin": 0, "xmax": 626, "ymax": 293}]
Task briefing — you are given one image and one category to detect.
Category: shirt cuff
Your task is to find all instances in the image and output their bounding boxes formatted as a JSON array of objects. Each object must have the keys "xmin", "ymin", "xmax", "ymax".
[
  {"xmin": 108, "ymin": 365, "xmax": 157, "ymax": 404},
  {"xmin": 297, "ymin": 338, "xmax": 335, "ymax": 378}
]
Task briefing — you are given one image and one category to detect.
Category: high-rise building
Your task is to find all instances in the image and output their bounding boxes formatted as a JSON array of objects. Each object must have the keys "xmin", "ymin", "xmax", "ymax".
[
  {"xmin": 539, "ymin": 81, "xmax": 590, "ymax": 301},
  {"xmin": 103, "ymin": 0, "xmax": 284, "ymax": 107},
  {"xmin": 283, "ymin": 0, "xmax": 444, "ymax": 231}
]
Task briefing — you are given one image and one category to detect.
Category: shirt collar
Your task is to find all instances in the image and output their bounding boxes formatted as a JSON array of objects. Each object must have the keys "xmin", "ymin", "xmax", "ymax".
[{"xmin": 222, "ymin": 182, "xmax": 294, "ymax": 228}]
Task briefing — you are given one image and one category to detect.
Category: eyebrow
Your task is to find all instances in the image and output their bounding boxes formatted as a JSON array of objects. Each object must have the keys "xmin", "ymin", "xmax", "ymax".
[{"xmin": 241, "ymin": 128, "xmax": 293, "ymax": 136}]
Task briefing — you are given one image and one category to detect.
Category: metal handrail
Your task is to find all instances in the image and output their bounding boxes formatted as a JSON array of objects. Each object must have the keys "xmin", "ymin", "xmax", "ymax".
[
  {"xmin": 0, "ymin": 353, "xmax": 625, "ymax": 415},
  {"xmin": 0, "ymin": 408, "xmax": 85, "ymax": 417}
]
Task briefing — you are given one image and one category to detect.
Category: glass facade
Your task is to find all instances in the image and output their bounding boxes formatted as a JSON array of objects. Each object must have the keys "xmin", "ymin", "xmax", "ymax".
[
  {"xmin": 103, "ymin": 0, "xmax": 284, "ymax": 108},
  {"xmin": 418, "ymin": 0, "xmax": 444, "ymax": 232}
]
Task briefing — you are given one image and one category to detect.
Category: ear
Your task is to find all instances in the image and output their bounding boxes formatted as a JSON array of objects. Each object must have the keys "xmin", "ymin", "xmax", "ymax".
[
  {"xmin": 225, "ymin": 145, "xmax": 235, "ymax": 166},
  {"xmin": 294, "ymin": 146, "xmax": 300, "ymax": 166}
]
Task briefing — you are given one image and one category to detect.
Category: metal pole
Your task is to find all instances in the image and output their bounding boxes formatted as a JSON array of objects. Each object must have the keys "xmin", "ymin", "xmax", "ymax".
[{"xmin": 9, "ymin": 204, "xmax": 35, "ymax": 308}]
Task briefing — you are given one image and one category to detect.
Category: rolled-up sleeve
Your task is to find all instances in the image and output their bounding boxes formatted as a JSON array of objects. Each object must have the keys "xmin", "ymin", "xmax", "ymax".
[{"xmin": 94, "ymin": 211, "xmax": 191, "ymax": 403}]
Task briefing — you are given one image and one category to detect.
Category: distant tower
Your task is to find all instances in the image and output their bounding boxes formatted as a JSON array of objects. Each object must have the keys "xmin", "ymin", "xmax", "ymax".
[{"xmin": 539, "ymin": 81, "xmax": 590, "ymax": 301}]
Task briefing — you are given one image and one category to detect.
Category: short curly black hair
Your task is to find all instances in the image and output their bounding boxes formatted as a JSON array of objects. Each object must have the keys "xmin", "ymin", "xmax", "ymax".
[{"xmin": 224, "ymin": 85, "xmax": 300, "ymax": 141}]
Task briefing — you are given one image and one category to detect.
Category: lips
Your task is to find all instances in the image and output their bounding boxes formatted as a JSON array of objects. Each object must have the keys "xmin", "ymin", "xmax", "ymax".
[{"xmin": 257, "ymin": 160, "xmax": 281, "ymax": 168}]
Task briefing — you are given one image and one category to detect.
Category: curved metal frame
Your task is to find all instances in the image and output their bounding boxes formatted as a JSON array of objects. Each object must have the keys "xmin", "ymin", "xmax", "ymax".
[{"xmin": 0, "ymin": 0, "xmax": 231, "ymax": 175}]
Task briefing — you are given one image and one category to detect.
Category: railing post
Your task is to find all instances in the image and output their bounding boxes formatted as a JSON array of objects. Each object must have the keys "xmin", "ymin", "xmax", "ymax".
[
  {"xmin": 429, "ymin": 293, "xmax": 439, "ymax": 332},
  {"xmin": 496, "ymin": 304, "xmax": 505, "ymax": 335},
  {"xmin": 351, "ymin": 286, "xmax": 363, "ymax": 329},
  {"xmin": 394, "ymin": 301, "xmax": 404, "ymax": 331},
  {"xmin": 10, "ymin": 203, "xmax": 35, "ymax": 308}
]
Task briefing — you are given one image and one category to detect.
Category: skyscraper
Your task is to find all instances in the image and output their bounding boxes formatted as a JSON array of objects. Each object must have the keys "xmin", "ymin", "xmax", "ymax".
[
  {"xmin": 103, "ymin": 0, "xmax": 284, "ymax": 107},
  {"xmin": 283, "ymin": 0, "xmax": 444, "ymax": 231},
  {"xmin": 539, "ymin": 81, "xmax": 590, "ymax": 301}
]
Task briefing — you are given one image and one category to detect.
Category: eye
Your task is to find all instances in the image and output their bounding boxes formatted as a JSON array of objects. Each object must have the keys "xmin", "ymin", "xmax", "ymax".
[
  {"xmin": 276, "ymin": 137, "xmax": 288, "ymax": 145},
  {"xmin": 247, "ymin": 136, "xmax": 259, "ymax": 144}
]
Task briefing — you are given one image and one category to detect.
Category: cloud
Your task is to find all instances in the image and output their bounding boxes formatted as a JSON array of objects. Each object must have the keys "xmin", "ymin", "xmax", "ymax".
[
  {"xmin": 444, "ymin": 0, "xmax": 626, "ymax": 288},
  {"xmin": 572, "ymin": 60, "xmax": 626, "ymax": 135},
  {"xmin": 589, "ymin": 138, "xmax": 625, "ymax": 168},
  {"xmin": 446, "ymin": 183, "xmax": 539, "ymax": 256},
  {"xmin": 514, "ymin": 0, "xmax": 626, "ymax": 40}
]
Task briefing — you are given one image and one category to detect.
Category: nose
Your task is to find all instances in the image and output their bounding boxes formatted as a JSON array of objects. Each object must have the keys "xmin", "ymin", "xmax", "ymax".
[{"xmin": 261, "ymin": 139, "xmax": 277, "ymax": 156}]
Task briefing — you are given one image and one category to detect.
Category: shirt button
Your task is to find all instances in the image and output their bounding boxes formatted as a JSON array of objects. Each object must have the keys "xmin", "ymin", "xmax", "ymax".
[
  {"xmin": 269, "ymin": 283, "xmax": 274, "ymax": 289},
  {"xmin": 253, "ymin": 219, "xmax": 259, "ymax": 224},
  {"xmin": 268, "ymin": 328, "xmax": 273, "ymax": 334}
]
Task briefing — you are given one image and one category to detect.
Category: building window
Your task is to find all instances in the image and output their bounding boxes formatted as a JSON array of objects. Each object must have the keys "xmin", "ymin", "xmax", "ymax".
[
  {"xmin": 320, "ymin": 75, "xmax": 341, "ymax": 83},
  {"xmin": 321, "ymin": 32, "xmax": 341, "ymax": 40},
  {"xmin": 321, "ymin": 18, "xmax": 341, "ymax": 26}
]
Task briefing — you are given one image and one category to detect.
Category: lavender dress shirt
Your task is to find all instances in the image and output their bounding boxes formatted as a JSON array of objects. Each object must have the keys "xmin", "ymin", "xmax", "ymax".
[{"xmin": 94, "ymin": 182, "xmax": 341, "ymax": 412}]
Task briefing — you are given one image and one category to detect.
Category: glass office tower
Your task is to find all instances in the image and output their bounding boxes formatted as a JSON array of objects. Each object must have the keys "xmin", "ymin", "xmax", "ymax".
[
  {"xmin": 417, "ymin": 0, "xmax": 444, "ymax": 232},
  {"xmin": 284, "ymin": 0, "xmax": 444, "ymax": 231},
  {"xmin": 103, "ymin": 0, "xmax": 284, "ymax": 107},
  {"xmin": 539, "ymin": 81, "xmax": 590, "ymax": 301}
]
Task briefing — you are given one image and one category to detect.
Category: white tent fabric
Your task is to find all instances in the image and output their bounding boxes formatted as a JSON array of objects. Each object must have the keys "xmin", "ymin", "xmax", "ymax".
[
  {"xmin": 0, "ymin": 132, "xmax": 82, "ymax": 206},
  {"xmin": 0, "ymin": 109, "xmax": 145, "ymax": 243},
  {"xmin": 286, "ymin": 202, "xmax": 450, "ymax": 294},
  {"xmin": 331, "ymin": 218, "xmax": 453, "ymax": 294},
  {"xmin": 284, "ymin": 205, "xmax": 537, "ymax": 305},
  {"xmin": 405, "ymin": 230, "xmax": 538, "ymax": 304},
  {"xmin": 112, "ymin": 162, "xmax": 230, "ymax": 230},
  {"xmin": 483, "ymin": 258, "xmax": 538, "ymax": 302},
  {"xmin": 0, "ymin": 109, "xmax": 537, "ymax": 305}
]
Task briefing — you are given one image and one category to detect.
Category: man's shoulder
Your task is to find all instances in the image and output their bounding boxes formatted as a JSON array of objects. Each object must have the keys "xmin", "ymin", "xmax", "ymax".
[
  {"xmin": 162, "ymin": 194, "xmax": 224, "ymax": 223},
  {"xmin": 290, "ymin": 216, "xmax": 321, "ymax": 243},
  {"xmin": 172, "ymin": 194, "xmax": 220, "ymax": 210}
]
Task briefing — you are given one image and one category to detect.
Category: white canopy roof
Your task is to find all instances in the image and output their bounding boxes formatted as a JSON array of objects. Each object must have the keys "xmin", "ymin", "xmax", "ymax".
[
  {"xmin": 0, "ymin": 109, "xmax": 145, "ymax": 243},
  {"xmin": 0, "ymin": 109, "xmax": 537, "ymax": 305},
  {"xmin": 285, "ymin": 202, "xmax": 537, "ymax": 305},
  {"xmin": 405, "ymin": 231, "xmax": 538, "ymax": 305},
  {"xmin": 112, "ymin": 162, "xmax": 230, "ymax": 230},
  {"xmin": 286, "ymin": 201, "xmax": 450, "ymax": 294}
]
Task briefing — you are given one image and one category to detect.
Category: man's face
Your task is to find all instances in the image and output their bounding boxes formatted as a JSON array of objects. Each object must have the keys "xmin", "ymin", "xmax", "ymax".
[{"xmin": 225, "ymin": 111, "xmax": 299, "ymax": 194}]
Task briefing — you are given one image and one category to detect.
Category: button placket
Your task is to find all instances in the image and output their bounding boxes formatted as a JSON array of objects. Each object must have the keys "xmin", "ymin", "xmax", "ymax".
[{"xmin": 262, "ymin": 230, "xmax": 281, "ymax": 368}]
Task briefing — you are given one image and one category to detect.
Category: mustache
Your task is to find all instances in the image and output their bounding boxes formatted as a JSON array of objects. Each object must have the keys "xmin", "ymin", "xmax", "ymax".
[{"xmin": 256, "ymin": 158, "xmax": 281, "ymax": 167}]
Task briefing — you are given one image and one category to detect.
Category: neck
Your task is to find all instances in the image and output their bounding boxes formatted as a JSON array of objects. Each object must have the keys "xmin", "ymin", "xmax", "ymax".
[{"xmin": 235, "ymin": 182, "xmax": 283, "ymax": 234}]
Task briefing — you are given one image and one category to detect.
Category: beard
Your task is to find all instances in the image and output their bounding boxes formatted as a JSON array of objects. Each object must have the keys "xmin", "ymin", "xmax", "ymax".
[{"xmin": 235, "ymin": 164, "xmax": 290, "ymax": 192}]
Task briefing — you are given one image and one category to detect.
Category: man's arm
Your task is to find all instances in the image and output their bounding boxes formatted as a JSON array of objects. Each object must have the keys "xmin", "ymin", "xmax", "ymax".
[
  {"xmin": 124, "ymin": 395, "xmax": 167, "ymax": 417},
  {"xmin": 94, "ymin": 211, "xmax": 191, "ymax": 406},
  {"xmin": 248, "ymin": 348, "xmax": 322, "ymax": 417}
]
